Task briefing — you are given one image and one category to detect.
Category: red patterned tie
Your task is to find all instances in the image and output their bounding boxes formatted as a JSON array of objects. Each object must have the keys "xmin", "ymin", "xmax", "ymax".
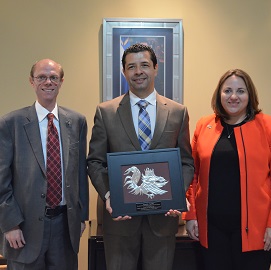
[{"xmin": 46, "ymin": 113, "xmax": 62, "ymax": 208}]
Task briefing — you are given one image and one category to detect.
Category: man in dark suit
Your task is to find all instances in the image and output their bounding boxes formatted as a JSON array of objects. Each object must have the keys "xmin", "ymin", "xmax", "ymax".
[
  {"xmin": 0, "ymin": 59, "xmax": 89, "ymax": 269},
  {"xmin": 87, "ymin": 44, "xmax": 194, "ymax": 270}
]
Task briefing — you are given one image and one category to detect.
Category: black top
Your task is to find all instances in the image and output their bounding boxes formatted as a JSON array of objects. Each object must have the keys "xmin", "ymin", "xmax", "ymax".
[{"xmin": 207, "ymin": 118, "xmax": 247, "ymax": 229}]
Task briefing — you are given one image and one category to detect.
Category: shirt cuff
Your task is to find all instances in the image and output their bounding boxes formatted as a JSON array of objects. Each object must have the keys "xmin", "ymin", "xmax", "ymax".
[{"xmin": 105, "ymin": 191, "xmax": 110, "ymax": 200}]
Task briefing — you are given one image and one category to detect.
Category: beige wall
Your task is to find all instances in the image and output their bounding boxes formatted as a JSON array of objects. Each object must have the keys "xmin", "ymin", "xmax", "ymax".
[{"xmin": 1, "ymin": 1, "xmax": 271, "ymax": 269}]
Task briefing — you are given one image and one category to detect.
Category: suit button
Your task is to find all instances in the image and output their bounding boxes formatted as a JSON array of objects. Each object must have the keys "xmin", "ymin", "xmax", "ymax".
[
  {"xmin": 39, "ymin": 217, "xmax": 44, "ymax": 221},
  {"xmin": 41, "ymin": 193, "xmax": 46, "ymax": 198}
]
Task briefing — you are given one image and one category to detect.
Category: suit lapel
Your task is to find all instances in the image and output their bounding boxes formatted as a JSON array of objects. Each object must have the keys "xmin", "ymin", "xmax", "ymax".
[
  {"xmin": 23, "ymin": 106, "xmax": 72, "ymax": 177},
  {"xmin": 58, "ymin": 107, "xmax": 71, "ymax": 176},
  {"xmin": 118, "ymin": 94, "xmax": 142, "ymax": 151},
  {"xmin": 24, "ymin": 105, "xmax": 46, "ymax": 175},
  {"xmin": 150, "ymin": 94, "xmax": 169, "ymax": 149}
]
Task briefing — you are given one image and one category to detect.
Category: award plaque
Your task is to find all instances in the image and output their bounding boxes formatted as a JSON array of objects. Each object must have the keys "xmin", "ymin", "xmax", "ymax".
[{"xmin": 107, "ymin": 148, "xmax": 187, "ymax": 218}]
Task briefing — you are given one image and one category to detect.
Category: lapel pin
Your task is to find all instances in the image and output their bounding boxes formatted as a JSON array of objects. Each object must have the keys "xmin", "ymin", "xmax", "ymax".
[{"xmin": 66, "ymin": 120, "xmax": 72, "ymax": 127}]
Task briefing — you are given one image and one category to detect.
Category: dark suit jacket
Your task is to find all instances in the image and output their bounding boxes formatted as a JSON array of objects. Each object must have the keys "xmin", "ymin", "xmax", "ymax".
[
  {"xmin": 87, "ymin": 93, "xmax": 194, "ymax": 237},
  {"xmin": 0, "ymin": 104, "xmax": 89, "ymax": 263}
]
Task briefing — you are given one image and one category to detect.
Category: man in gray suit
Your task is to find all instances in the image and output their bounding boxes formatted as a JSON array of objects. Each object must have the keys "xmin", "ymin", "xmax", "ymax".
[
  {"xmin": 87, "ymin": 44, "xmax": 194, "ymax": 270},
  {"xmin": 0, "ymin": 59, "xmax": 89, "ymax": 269}
]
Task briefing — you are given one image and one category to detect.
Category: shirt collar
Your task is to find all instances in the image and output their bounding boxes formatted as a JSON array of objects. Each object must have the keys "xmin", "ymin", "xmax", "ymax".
[
  {"xmin": 35, "ymin": 101, "xmax": 59, "ymax": 122},
  {"xmin": 129, "ymin": 89, "xmax": 157, "ymax": 107}
]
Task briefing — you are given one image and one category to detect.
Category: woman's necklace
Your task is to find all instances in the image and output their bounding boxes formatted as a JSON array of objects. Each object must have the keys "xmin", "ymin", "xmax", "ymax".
[
  {"xmin": 225, "ymin": 124, "xmax": 234, "ymax": 139},
  {"xmin": 224, "ymin": 115, "xmax": 248, "ymax": 139}
]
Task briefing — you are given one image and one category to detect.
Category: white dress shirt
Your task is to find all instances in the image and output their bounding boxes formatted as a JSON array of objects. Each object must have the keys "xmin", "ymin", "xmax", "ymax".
[{"xmin": 129, "ymin": 89, "xmax": 157, "ymax": 137}]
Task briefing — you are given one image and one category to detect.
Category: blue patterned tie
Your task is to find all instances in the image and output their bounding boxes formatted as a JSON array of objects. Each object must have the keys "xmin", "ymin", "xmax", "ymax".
[{"xmin": 137, "ymin": 100, "xmax": 152, "ymax": 150}]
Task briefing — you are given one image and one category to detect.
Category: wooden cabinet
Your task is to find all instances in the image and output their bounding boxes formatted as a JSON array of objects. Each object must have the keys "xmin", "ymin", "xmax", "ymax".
[
  {"xmin": 88, "ymin": 221, "xmax": 203, "ymax": 270},
  {"xmin": 0, "ymin": 255, "xmax": 7, "ymax": 270}
]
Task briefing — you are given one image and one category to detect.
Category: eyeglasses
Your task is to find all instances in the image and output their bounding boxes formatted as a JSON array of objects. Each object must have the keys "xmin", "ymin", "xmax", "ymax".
[{"xmin": 33, "ymin": 75, "xmax": 60, "ymax": 83}]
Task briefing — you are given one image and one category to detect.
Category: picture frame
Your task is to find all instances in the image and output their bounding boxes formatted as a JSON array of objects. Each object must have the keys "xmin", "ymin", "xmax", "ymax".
[
  {"xmin": 107, "ymin": 148, "xmax": 187, "ymax": 218},
  {"xmin": 103, "ymin": 18, "xmax": 184, "ymax": 103}
]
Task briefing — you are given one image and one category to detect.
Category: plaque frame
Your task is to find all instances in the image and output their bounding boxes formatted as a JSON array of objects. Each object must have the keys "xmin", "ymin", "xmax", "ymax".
[{"xmin": 107, "ymin": 148, "xmax": 187, "ymax": 217}]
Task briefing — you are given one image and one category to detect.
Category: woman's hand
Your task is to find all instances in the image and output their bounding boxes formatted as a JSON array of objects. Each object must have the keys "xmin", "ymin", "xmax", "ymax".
[
  {"xmin": 263, "ymin": 227, "xmax": 271, "ymax": 251},
  {"xmin": 186, "ymin": 220, "xmax": 199, "ymax": 241}
]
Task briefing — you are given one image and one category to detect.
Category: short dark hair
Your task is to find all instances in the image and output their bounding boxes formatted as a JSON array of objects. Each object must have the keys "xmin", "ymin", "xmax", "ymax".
[
  {"xmin": 121, "ymin": 43, "xmax": 157, "ymax": 70},
  {"xmin": 30, "ymin": 60, "xmax": 64, "ymax": 79},
  {"xmin": 211, "ymin": 69, "xmax": 261, "ymax": 121}
]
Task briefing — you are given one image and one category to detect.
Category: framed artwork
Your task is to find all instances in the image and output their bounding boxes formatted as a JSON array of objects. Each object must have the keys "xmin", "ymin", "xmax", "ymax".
[
  {"xmin": 103, "ymin": 18, "xmax": 184, "ymax": 103},
  {"xmin": 107, "ymin": 148, "xmax": 187, "ymax": 218}
]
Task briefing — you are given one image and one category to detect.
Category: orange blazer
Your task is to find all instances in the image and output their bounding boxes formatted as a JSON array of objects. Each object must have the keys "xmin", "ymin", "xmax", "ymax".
[{"xmin": 183, "ymin": 113, "xmax": 271, "ymax": 252}]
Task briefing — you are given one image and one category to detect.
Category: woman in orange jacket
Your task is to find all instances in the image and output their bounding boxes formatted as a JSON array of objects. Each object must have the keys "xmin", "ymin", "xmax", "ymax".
[{"xmin": 183, "ymin": 69, "xmax": 271, "ymax": 270}]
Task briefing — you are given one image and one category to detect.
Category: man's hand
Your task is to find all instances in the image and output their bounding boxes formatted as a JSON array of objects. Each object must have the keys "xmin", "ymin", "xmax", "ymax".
[
  {"xmin": 165, "ymin": 209, "xmax": 182, "ymax": 217},
  {"xmin": 106, "ymin": 197, "xmax": 132, "ymax": 221},
  {"xmin": 165, "ymin": 198, "xmax": 191, "ymax": 217},
  {"xmin": 5, "ymin": 226, "xmax": 26, "ymax": 249}
]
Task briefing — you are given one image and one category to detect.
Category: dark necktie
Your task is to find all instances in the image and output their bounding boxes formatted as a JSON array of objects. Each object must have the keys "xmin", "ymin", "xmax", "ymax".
[
  {"xmin": 137, "ymin": 100, "xmax": 152, "ymax": 150},
  {"xmin": 46, "ymin": 113, "xmax": 62, "ymax": 208}
]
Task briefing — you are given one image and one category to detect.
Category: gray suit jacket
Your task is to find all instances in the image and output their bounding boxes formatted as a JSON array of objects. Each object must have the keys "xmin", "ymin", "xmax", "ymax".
[
  {"xmin": 87, "ymin": 93, "xmax": 194, "ymax": 237},
  {"xmin": 0, "ymin": 104, "xmax": 89, "ymax": 263}
]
